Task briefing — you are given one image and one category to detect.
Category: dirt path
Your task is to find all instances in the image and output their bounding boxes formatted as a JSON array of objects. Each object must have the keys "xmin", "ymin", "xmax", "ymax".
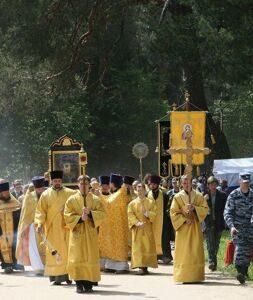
[{"xmin": 0, "ymin": 265, "xmax": 252, "ymax": 300}]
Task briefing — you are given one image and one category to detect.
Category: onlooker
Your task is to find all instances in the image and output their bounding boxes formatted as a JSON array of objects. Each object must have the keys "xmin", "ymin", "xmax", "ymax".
[
  {"xmin": 192, "ymin": 178, "xmax": 198, "ymax": 190},
  {"xmin": 11, "ymin": 179, "xmax": 23, "ymax": 199},
  {"xmin": 160, "ymin": 179, "xmax": 169, "ymax": 192},
  {"xmin": 217, "ymin": 179, "xmax": 230, "ymax": 197},
  {"xmin": 203, "ymin": 176, "xmax": 227, "ymax": 271}
]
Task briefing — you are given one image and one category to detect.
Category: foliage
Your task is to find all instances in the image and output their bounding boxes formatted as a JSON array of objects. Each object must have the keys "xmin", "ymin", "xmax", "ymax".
[
  {"xmin": 215, "ymin": 231, "xmax": 253, "ymax": 280},
  {"xmin": 0, "ymin": 1, "xmax": 252, "ymax": 181}
]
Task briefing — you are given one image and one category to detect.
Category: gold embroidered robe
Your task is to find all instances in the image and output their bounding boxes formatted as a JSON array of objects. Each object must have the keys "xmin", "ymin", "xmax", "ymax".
[
  {"xmin": 170, "ymin": 189, "xmax": 209, "ymax": 282},
  {"xmin": 128, "ymin": 197, "xmax": 158, "ymax": 269},
  {"xmin": 16, "ymin": 191, "xmax": 45, "ymax": 266},
  {"xmin": 64, "ymin": 191, "xmax": 104, "ymax": 281},
  {"xmin": 34, "ymin": 187, "xmax": 77, "ymax": 276},
  {"xmin": 147, "ymin": 190, "xmax": 164, "ymax": 255},
  {"xmin": 0, "ymin": 195, "xmax": 21, "ymax": 264},
  {"xmin": 98, "ymin": 193, "xmax": 111, "ymax": 258},
  {"xmin": 103, "ymin": 186, "xmax": 132, "ymax": 262}
]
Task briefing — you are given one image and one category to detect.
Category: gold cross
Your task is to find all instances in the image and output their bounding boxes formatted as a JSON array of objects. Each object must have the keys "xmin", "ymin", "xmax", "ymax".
[
  {"xmin": 162, "ymin": 162, "xmax": 167, "ymax": 174},
  {"xmin": 167, "ymin": 126, "xmax": 210, "ymax": 202},
  {"xmin": 168, "ymin": 127, "xmax": 210, "ymax": 177}
]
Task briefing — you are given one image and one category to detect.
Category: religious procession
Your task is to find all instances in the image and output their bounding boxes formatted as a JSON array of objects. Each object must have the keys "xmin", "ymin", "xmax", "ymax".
[
  {"xmin": 1, "ymin": 100, "xmax": 253, "ymax": 297},
  {"xmin": 0, "ymin": 2, "xmax": 252, "ymax": 299}
]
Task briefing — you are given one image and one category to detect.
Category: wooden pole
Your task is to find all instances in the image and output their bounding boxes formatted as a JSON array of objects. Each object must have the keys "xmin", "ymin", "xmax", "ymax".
[{"xmin": 140, "ymin": 158, "xmax": 143, "ymax": 181}]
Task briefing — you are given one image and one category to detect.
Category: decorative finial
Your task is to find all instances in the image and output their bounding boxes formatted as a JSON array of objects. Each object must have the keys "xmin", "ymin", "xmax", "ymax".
[
  {"xmin": 185, "ymin": 91, "xmax": 190, "ymax": 102},
  {"xmin": 172, "ymin": 102, "xmax": 177, "ymax": 111}
]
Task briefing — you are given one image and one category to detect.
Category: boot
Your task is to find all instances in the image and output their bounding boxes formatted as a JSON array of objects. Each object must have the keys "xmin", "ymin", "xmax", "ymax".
[
  {"xmin": 115, "ymin": 270, "xmax": 129, "ymax": 274},
  {"xmin": 83, "ymin": 281, "xmax": 93, "ymax": 293},
  {"xmin": 4, "ymin": 267, "xmax": 13, "ymax": 274},
  {"xmin": 245, "ymin": 266, "xmax": 249, "ymax": 279},
  {"xmin": 236, "ymin": 265, "xmax": 246, "ymax": 284},
  {"xmin": 104, "ymin": 268, "xmax": 116, "ymax": 273},
  {"xmin": 76, "ymin": 284, "xmax": 84, "ymax": 294},
  {"xmin": 162, "ymin": 257, "xmax": 172, "ymax": 265},
  {"xmin": 208, "ymin": 263, "xmax": 217, "ymax": 271},
  {"xmin": 136, "ymin": 267, "xmax": 149, "ymax": 275}
]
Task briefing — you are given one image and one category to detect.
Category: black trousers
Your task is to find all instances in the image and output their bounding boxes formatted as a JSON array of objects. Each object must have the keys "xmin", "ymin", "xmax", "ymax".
[
  {"xmin": 161, "ymin": 221, "xmax": 173, "ymax": 259},
  {"xmin": 205, "ymin": 229, "xmax": 222, "ymax": 266}
]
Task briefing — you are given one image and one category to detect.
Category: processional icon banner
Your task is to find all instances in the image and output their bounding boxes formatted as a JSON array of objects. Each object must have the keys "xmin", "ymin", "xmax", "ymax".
[{"xmin": 170, "ymin": 111, "xmax": 206, "ymax": 166}]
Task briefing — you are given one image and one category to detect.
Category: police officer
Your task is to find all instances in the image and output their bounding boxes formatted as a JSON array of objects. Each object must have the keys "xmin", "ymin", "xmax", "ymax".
[{"xmin": 224, "ymin": 173, "xmax": 253, "ymax": 284}]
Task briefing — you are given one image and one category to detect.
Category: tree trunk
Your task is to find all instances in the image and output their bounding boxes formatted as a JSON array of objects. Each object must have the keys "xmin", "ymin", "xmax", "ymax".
[{"xmin": 179, "ymin": 16, "xmax": 231, "ymax": 172}]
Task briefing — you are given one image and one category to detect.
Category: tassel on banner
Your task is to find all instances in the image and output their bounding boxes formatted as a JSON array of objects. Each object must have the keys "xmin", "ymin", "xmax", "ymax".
[
  {"xmin": 196, "ymin": 166, "xmax": 200, "ymax": 176},
  {"xmin": 170, "ymin": 160, "xmax": 173, "ymax": 177},
  {"xmin": 211, "ymin": 134, "xmax": 216, "ymax": 145},
  {"xmin": 174, "ymin": 164, "xmax": 179, "ymax": 176}
]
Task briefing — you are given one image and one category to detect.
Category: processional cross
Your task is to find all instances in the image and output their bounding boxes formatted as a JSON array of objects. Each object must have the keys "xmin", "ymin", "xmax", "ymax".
[{"xmin": 167, "ymin": 127, "xmax": 210, "ymax": 203}]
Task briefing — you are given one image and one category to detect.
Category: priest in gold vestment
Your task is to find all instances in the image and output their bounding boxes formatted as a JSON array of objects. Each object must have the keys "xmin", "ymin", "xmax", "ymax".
[
  {"xmin": 97, "ymin": 175, "xmax": 111, "ymax": 270},
  {"xmin": 0, "ymin": 180, "xmax": 22, "ymax": 273},
  {"xmin": 34, "ymin": 170, "xmax": 77, "ymax": 285},
  {"xmin": 101, "ymin": 174, "xmax": 135, "ymax": 273},
  {"xmin": 16, "ymin": 176, "xmax": 46, "ymax": 275},
  {"xmin": 64, "ymin": 175, "xmax": 104, "ymax": 293},
  {"xmin": 128, "ymin": 183, "xmax": 158, "ymax": 275},
  {"xmin": 147, "ymin": 175, "xmax": 172, "ymax": 264},
  {"xmin": 170, "ymin": 175, "xmax": 209, "ymax": 283}
]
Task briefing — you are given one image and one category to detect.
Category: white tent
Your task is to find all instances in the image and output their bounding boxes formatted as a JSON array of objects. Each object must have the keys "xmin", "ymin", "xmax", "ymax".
[{"xmin": 213, "ymin": 157, "xmax": 253, "ymax": 187}]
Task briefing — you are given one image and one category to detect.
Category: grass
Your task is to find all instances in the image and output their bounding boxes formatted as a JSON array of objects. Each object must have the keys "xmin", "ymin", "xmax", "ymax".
[{"xmin": 206, "ymin": 231, "xmax": 253, "ymax": 280}]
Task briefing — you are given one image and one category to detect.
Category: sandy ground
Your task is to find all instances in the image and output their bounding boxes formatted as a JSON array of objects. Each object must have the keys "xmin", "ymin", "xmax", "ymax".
[{"xmin": 0, "ymin": 265, "xmax": 253, "ymax": 300}]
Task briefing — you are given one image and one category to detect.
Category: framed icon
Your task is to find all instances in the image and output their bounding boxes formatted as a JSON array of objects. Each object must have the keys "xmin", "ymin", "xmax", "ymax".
[{"xmin": 49, "ymin": 135, "xmax": 87, "ymax": 188}]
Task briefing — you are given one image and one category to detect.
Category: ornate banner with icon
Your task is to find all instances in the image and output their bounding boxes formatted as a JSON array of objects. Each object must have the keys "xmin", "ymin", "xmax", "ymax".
[
  {"xmin": 49, "ymin": 135, "xmax": 87, "ymax": 187},
  {"xmin": 170, "ymin": 111, "xmax": 206, "ymax": 165},
  {"xmin": 157, "ymin": 120, "xmax": 171, "ymax": 178}
]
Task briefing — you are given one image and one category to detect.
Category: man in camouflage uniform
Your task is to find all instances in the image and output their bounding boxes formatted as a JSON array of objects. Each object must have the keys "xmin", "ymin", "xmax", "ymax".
[{"xmin": 224, "ymin": 173, "xmax": 253, "ymax": 284}]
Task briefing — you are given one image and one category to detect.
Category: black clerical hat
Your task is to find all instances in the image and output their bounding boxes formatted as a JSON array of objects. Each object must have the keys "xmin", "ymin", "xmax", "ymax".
[
  {"xmin": 99, "ymin": 176, "xmax": 110, "ymax": 185},
  {"xmin": 0, "ymin": 182, "xmax": 10, "ymax": 192},
  {"xmin": 50, "ymin": 170, "xmax": 63, "ymax": 180},
  {"xmin": 32, "ymin": 176, "xmax": 45, "ymax": 188},
  {"xmin": 110, "ymin": 174, "xmax": 123, "ymax": 188},
  {"xmin": 123, "ymin": 176, "xmax": 135, "ymax": 185}
]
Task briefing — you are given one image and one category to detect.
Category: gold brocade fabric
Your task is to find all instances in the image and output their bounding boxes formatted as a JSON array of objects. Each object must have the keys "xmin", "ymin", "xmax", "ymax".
[
  {"xmin": 147, "ymin": 190, "xmax": 163, "ymax": 255},
  {"xmin": 64, "ymin": 191, "xmax": 105, "ymax": 281},
  {"xmin": 128, "ymin": 197, "xmax": 158, "ymax": 269},
  {"xmin": 34, "ymin": 187, "xmax": 77, "ymax": 276},
  {"xmin": 0, "ymin": 195, "xmax": 20, "ymax": 213},
  {"xmin": 170, "ymin": 189, "xmax": 209, "ymax": 282},
  {"xmin": 16, "ymin": 191, "xmax": 45, "ymax": 265},
  {"xmin": 0, "ymin": 195, "xmax": 21, "ymax": 263},
  {"xmin": 101, "ymin": 186, "xmax": 132, "ymax": 262},
  {"xmin": 98, "ymin": 193, "xmax": 111, "ymax": 258}
]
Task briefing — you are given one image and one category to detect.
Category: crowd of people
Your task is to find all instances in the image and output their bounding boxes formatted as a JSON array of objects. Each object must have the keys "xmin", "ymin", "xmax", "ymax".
[{"xmin": 0, "ymin": 171, "xmax": 252, "ymax": 294}]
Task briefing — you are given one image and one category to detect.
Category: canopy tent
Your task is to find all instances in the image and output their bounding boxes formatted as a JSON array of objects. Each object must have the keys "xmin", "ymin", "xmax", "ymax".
[{"xmin": 213, "ymin": 158, "xmax": 253, "ymax": 187}]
